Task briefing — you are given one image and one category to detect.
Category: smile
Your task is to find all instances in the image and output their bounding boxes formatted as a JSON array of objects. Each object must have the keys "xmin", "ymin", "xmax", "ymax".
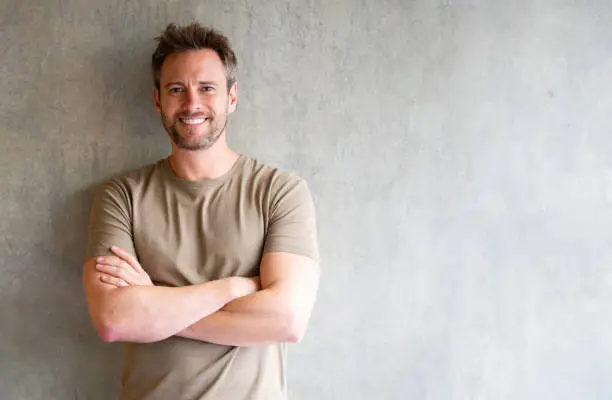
[{"xmin": 180, "ymin": 117, "xmax": 208, "ymax": 125}]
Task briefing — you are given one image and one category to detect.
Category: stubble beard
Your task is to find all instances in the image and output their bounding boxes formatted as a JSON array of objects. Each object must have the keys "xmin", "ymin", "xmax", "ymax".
[{"xmin": 162, "ymin": 106, "xmax": 229, "ymax": 151}]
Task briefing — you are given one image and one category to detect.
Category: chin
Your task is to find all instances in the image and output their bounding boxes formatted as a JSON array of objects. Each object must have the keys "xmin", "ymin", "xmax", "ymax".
[{"xmin": 175, "ymin": 138, "xmax": 218, "ymax": 151}]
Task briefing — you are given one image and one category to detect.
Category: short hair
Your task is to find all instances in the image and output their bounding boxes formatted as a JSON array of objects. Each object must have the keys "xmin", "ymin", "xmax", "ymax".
[{"xmin": 151, "ymin": 23, "xmax": 237, "ymax": 91}]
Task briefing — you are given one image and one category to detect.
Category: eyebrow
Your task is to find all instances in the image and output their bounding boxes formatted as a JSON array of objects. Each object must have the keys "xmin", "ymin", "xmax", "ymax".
[{"xmin": 164, "ymin": 81, "xmax": 218, "ymax": 88}]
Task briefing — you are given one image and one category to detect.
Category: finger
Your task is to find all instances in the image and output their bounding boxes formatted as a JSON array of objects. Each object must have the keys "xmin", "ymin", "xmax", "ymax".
[
  {"xmin": 96, "ymin": 263, "xmax": 134, "ymax": 281},
  {"xmin": 95, "ymin": 255, "xmax": 126, "ymax": 267},
  {"xmin": 99, "ymin": 275, "xmax": 128, "ymax": 288},
  {"xmin": 110, "ymin": 246, "xmax": 143, "ymax": 272},
  {"xmin": 96, "ymin": 257, "xmax": 133, "ymax": 275},
  {"xmin": 97, "ymin": 255, "xmax": 137, "ymax": 275}
]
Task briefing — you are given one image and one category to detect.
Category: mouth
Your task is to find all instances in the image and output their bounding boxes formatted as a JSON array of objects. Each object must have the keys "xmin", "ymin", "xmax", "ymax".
[{"xmin": 179, "ymin": 116, "xmax": 209, "ymax": 125}]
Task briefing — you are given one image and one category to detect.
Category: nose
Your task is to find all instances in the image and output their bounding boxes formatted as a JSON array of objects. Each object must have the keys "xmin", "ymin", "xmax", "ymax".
[{"xmin": 184, "ymin": 87, "xmax": 203, "ymax": 112}]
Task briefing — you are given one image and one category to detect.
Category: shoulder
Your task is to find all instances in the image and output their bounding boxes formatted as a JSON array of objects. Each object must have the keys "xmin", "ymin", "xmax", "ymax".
[
  {"xmin": 95, "ymin": 159, "xmax": 166, "ymax": 195},
  {"xmin": 239, "ymin": 157, "xmax": 315, "ymax": 218},
  {"xmin": 240, "ymin": 156, "xmax": 308, "ymax": 194},
  {"xmin": 92, "ymin": 160, "xmax": 167, "ymax": 208}
]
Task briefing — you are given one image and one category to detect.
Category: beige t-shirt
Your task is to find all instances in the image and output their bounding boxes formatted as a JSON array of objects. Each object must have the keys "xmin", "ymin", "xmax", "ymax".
[{"xmin": 86, "ymin": 154, "xmax": 319, "ymax": 400}]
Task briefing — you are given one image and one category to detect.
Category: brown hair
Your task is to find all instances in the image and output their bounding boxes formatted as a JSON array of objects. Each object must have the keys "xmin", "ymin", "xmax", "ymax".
[{"xmin": 152, "ymin": 23, "xmax": 237, "ymax": 92}]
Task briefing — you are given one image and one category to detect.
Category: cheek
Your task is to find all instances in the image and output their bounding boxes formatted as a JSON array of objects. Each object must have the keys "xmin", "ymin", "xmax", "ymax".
[
  {"xmin": 217, "ymin": 96, "xmax": 232, "ymax": 112},
  {"xmin": 159, "ymin": 106, "xmax": 176, "ymax": 124},
  {"xmin": 160, "ymin": 94, "xmax": 181, "ymax": 108},
  {"xmin": 160, "ymin": 102, "xmax": 179, "ymax": 118}
]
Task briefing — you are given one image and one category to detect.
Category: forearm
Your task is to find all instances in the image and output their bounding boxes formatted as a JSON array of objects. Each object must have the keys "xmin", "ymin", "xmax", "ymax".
[
  {"xmin": 91, "ymin": 278, "xmax": 239, "ymax": 343},
  {"xmin": 177, "ymin": 252, "xmax": 320, "ymax": 347},
  {"xmin": 177, "ymin": 288, "xmax": 299, "ymax": 346}
]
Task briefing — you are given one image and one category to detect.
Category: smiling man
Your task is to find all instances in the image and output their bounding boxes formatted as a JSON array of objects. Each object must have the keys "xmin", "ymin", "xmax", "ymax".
[{"xmin": 82, "ymin": 23, "xmax": 320, "ymax": 400}]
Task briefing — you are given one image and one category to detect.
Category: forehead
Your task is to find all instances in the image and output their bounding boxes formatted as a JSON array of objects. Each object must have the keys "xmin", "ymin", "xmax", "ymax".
[{"xmin": 159, "ymin": 49, "xmax": 226, "ymax": 85}]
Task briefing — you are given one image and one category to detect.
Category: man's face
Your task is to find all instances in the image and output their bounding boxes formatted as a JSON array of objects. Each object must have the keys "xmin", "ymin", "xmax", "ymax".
[{"xmin": 154, "ymin": 49, "xmax": 237, "ymax": 151}]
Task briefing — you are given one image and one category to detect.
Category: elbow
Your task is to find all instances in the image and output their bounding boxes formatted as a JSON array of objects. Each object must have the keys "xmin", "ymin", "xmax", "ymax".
[
  {"xmin": 97, "ymin": 325, "xmax": 121, "ymax": 343},
  {"xmin": 283, "ymin": 314, "xmax": 308, "ymax": 343},
  {"xmin": 94, "ymin": 314, "xmax": 163, "ymax": 343},
  {"xmin": 95, "ymin": 316, "xmax": 124, "ymax": 343},
  {"xmin": 285, "ymin": 330, "xmax": 304, "ymax": 344},
  {"xmin": 94, "ymin": 311, "xmax": 132, "ymax": 343}
]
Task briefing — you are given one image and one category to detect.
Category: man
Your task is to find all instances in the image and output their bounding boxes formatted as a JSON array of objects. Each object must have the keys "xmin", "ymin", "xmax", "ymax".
[{"xmin": 82, "ymin": 23, "xmax": 320, "ymax": 400}]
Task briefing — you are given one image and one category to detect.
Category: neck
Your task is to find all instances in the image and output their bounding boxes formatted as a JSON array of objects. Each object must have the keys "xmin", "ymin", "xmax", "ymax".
[{"xmin": 168, "ymin": 136, "xmax": 239, "ymax": 181}]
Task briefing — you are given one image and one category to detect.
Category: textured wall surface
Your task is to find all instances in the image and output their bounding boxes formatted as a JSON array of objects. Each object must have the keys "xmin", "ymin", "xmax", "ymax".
[{"xmin": 1, "ymin": 0, "xmax": 611, "ymax": 399}]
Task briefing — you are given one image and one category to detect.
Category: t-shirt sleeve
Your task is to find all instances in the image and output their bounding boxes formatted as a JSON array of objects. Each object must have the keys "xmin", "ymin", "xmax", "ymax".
[
  {"xmin": 263, "ymin": 174, "xmax": 319, "ymax": 262},
  {"xmin": 85, "ymin": 179, "xmax": 136, "ymax": 260}
]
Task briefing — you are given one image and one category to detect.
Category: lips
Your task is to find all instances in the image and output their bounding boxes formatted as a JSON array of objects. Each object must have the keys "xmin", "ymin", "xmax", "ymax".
[
  {"xmin": 178, "ymin": 115, "xmax": 209, "ymax": 125},
  {"xmin": 181, "ymin": 118, "xmax": 206, "ymax": 124}
]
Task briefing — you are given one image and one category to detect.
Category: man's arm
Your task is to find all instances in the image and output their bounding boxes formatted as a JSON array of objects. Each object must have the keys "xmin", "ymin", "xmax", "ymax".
[
  {"xmin": 176, "ymin": 176, "xmax": 320, "ymax": 347},
  {"xmin": 83, "ymin": 247, "xmax": 259, "ymax": 343},
  {"xmin": 90, "ymin": 174, "xmax": 320, "ymax": 347},
  {"xmin": 177, "ymin": 251, "xmax": 319, "ymax": 346}
]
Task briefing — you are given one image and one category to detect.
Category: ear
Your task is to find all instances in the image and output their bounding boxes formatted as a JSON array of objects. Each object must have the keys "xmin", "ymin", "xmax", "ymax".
[
  {"xmin": 227, "ymin": 82, "xmax": 238, "ymax": 114},
  {"xmin": 153, "ymin": 88, "xmax": 161, "ymax": 115}
]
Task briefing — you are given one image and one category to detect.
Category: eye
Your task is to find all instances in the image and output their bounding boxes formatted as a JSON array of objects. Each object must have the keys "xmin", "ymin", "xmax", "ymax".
[
  {"xmin": 200, "ymin": 86, "xmax": 215, "ymax": 92},
  {"xmin": 168, "ymin": 87, "xmax": 184, "ymax": 94}
]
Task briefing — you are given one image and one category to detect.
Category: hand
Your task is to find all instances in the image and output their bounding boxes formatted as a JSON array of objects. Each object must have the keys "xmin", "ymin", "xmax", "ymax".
[
  {"xmin": 95, "ymin": 246, "xmax": 153, "ymax": 288},
  {"xmin": 231, "ymin": 276, "xmax": 261, "ymax": 298}
]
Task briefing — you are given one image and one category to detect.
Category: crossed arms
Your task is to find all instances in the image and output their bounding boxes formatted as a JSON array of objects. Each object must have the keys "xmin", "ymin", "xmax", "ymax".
[{"xmin": 82, "ymin": 246, "xmax": 319, "ymax": 346}]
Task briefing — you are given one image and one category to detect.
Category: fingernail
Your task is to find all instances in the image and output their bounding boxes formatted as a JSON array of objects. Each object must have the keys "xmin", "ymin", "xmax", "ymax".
[{"xmin": 97, "ymin": 257, "xmax": 104, "ymax": 262}]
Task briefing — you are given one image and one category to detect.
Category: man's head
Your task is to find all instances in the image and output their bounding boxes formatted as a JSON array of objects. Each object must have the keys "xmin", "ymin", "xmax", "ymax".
[{"xmin": 152, "ymin": 23, "xmax": 238, "ymax": 151}]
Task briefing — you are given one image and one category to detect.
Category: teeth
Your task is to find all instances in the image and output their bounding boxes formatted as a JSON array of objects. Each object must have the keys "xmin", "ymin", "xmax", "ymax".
[{"xmin": 182, "ymin": 118, "xmax": 206, "ymax": 124}]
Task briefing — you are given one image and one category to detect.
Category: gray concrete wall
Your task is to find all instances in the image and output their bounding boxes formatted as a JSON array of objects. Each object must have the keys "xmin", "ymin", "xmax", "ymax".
[{"xmin": 1, "ymin": 0, "xmax": 611, "ymax": 399}]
